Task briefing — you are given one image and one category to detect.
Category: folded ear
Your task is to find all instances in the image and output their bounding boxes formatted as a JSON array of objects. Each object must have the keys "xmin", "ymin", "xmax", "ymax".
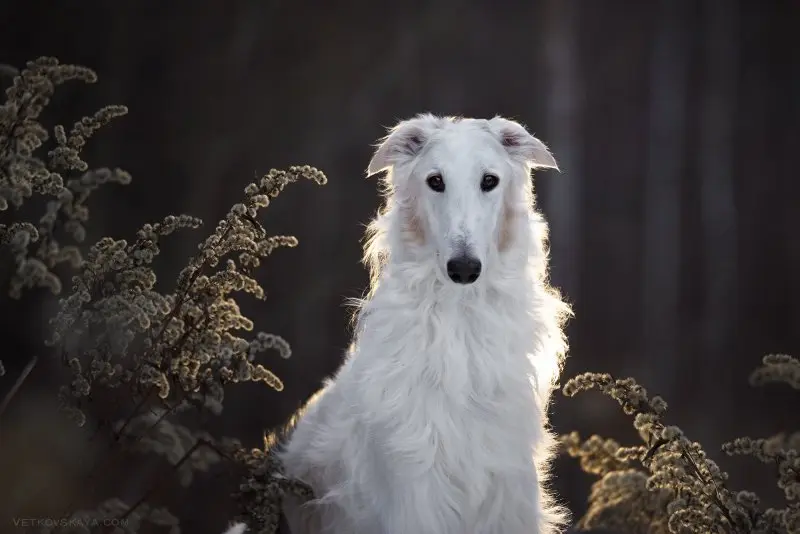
[
  {"xmin": 367, "ymin": 114, "xmax": 442, "ymax": 175},
  {"xmin": 488, "ymin": 117, "xmax": 559, "ymax": 171}
]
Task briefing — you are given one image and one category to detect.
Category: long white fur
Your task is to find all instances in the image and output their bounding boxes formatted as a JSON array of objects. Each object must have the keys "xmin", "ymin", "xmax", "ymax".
[
  {"xmin": 242, "ymin": 115, "xmax": 571, "ymax": 534},
  {"xmin": 221, "ymin": 524, "xmax": 247, "ymax": 534}
]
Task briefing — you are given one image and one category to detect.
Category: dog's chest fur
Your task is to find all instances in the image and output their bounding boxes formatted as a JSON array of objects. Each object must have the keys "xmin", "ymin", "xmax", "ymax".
[
  {"xmin": 280, "ymin": 278, "xmax": 553, "ymax": 534},
  {"xmin": 342, "ymin": 286, "xmax": 545, "ymax": 530}
]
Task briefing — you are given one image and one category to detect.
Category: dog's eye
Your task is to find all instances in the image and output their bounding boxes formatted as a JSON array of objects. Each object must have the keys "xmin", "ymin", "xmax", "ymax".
[
  {"xmin": 426, "ymin": 174, "xmax": 445, "ymax": 192},
  {"xmin": 480, "ymin": 174, "xmax": 499, "ymax": 192}
]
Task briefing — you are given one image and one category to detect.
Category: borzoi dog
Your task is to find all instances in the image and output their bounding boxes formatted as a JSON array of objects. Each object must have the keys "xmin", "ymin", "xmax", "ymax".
[{"xmin": 245, "ymin": 114, "xmax": 570, "ymax": 534}]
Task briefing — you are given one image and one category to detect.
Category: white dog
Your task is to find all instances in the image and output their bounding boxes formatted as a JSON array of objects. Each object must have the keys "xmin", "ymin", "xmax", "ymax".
[{"xmin": 231, "ymin": 114, "xmax": 571, "ymax": 534}]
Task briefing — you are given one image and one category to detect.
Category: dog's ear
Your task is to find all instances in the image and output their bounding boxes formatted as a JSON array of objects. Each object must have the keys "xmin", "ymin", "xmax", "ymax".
[
  {"xmin": 488, "ymin": 117, "xmax": 559, "ymax": 171},
  {"xmin": 367, "ymin": 114, "xmax": 441, "ymax": 175}
]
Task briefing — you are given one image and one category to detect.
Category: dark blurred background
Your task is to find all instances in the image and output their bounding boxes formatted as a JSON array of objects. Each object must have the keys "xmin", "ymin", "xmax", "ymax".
[{"xmin": 1, "ymin": 1, "xmax": 798, "ymax": 533}]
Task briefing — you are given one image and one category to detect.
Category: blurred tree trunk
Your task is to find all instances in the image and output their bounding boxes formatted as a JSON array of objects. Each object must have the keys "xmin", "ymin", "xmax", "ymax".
[
  {"xmin": 542, "ymin": 0, "xmax": 582, "ymax": 300},
  {"xmin": 642, "ymin": 0, "xmax": 689, "ymax": 389},
  {"xmin": 785, "ymin": 5, "xmax": 800, "ymax": 338},
  {"xmin": 698, "ymin": 0, "xmax": 739, "ymax": 390}
]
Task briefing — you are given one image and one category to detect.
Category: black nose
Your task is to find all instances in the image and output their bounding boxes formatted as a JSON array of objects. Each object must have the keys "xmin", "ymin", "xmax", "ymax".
[{"xmin": 446, "ymin": 256, "xmax": 482, "ymax": 284}]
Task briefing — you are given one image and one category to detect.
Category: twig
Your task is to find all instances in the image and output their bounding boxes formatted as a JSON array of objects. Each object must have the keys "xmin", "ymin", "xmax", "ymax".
[
  {"xmin": 118, "ymin": 439, "xmax": 203, "ymax": 519},
  {"xmin": 53, "ymin": 387, "xmax": 157, "ymax": 520},
  {"xmin": 0, "ymin": 354, "xmax": 38, "ymax": 440},
  {"xmin": 643, "ymin": 436, "xmax": 669, "ymax": 463},
  {"xmin": 113, "ymin": 387, "xmax": 156, "ymax": 442},
  {"xmin": 109, "ymin": 437, "xmax": 222, "ymax": 531},
  {"xmin": 679, "ymin": 448, "xmax": 739, "ymax": 532},
  {"xmin": 55, "ymin": 387, "xmax": 185, "ymax": 520}
]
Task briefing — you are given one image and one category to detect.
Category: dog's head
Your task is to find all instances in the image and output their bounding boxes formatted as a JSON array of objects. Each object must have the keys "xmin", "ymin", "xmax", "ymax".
[{"xmin": 367, "ymin": 114, "xmax": 558, "ymax": 285}]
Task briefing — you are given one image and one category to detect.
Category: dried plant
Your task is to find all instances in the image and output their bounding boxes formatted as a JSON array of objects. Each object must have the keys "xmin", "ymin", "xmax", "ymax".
[
  {"xmin": 42, "ymin": 165, "xmax": 326, "ymax": 532},
  {"xmin": 0, "ymin": 57, "xmax": 131, "ymax": 300},
  {"xmin": 560, "ymin": 354, "xmax": 800, "ymax": 533},
  {"xmin": 228, "ymin": 432, "xmax": 315, "ymax": 534},
  {"xmin": 50, "ymin": 164, "xmax": 326, "ymax": 429},
  {"xmin": 0, "ymin": 56, "xmax": 326, "ymax": 534}
]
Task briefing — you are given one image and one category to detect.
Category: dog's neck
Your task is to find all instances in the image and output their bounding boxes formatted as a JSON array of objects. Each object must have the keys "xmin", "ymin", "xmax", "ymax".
[
  {"xmin": 357, "ymin": 240, "xmax": 541, "ymax": 354},
  {"xmin": 388, "ymin": 256, "xmax": 530, "ymax": 302}
]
